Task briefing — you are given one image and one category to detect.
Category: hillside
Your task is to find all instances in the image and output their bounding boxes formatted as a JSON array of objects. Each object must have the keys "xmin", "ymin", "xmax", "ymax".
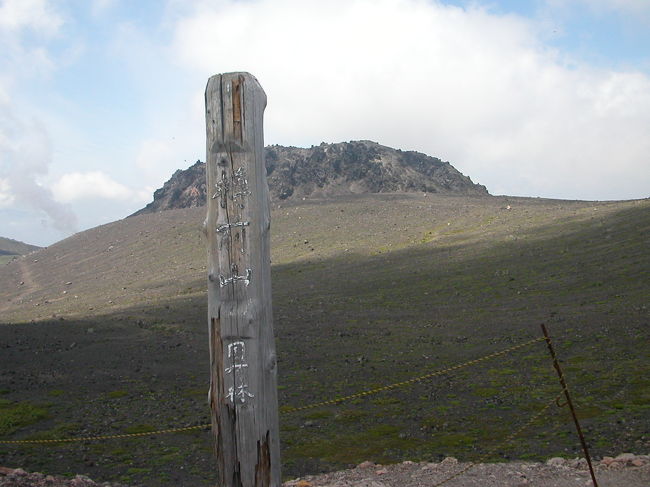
[
  {"xmin": 132, "ymin": 140, "xmax": 488, "ymax": 215},
  {"xmin": 0, "ymin": 237, "xmax": 40, "ymax": 265},
  {"xmin": 0, "ymin": 193, "xmax": 648, "ymax": 486}
]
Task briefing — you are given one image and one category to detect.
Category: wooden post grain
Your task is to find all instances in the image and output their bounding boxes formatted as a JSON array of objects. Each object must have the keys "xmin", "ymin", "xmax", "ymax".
[{"xmin": 205, "ymin": 72, "xmax": 280, "ymax": 487}]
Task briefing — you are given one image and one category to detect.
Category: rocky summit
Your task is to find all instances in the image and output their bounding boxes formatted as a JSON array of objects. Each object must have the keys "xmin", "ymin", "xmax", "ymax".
[{"xmin": 132, "ymin": 140, "xmax": 488, "ymax": 215}]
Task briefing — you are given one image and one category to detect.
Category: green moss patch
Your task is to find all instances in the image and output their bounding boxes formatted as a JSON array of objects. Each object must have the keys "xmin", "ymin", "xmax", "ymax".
[{"xmin": 0, "ymin": 400, "xmax": 48, "ymax": 436}]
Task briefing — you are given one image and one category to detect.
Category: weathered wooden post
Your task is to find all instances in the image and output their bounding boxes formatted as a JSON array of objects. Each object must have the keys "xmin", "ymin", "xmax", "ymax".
[{"xmin": 205, "ymin": 72, "xmax": 281, "ymax": 487}]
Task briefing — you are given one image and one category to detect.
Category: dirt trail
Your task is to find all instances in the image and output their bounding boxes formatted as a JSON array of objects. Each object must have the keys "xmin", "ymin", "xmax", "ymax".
[
  {"xmin": 0, "ymin": 259, "xmax": 37, "ymax": 314},
  {"xmin": 17, "ymin": 259, "xmax": 36, "ymax": 295}
]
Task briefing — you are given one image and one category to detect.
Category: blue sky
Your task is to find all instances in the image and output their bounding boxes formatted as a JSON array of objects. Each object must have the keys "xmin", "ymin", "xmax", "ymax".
[{"xmin": 1, "ymin": 0, "xmax": 649, "ymax": 246}]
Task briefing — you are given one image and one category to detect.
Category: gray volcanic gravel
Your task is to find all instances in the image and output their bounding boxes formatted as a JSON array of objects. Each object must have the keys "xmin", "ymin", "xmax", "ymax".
[
  {"xmin": 284, "ymin": 454, "xmax": 650, "ymax": 487},
  {"xmin": 2, "ymin": 454, "xmax": 649, "ymax": 487},
  {"xmin": 0, "ymin": 467, "xmax": 130, "ymax": 487}
]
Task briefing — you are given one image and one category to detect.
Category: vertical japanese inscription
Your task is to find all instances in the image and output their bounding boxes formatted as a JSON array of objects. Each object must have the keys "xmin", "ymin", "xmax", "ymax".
[
  {"xmin": 225, "ymin": 341, "xmax": 254, "ymax": 403},
  {"xmin": 211, "ymin": 77, "xmax": 253, "ymax": 288},
  {"xmin": 213, "ymin": 75, "xmax": 254, "ymax": 405},
  {"xmin": 213, "ymin": 163, "xmax": 252, "ymax": 286},
  {"xmin": 207, "ymin": 72, "xmax": 280, "ymax": 486}
]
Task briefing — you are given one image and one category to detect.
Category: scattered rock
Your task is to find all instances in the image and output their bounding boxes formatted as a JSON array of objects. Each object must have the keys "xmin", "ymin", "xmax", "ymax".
[
  {"xmin": 291, "ymin": 481, "xmax": 312, "ymax": 487},
  {"xmin": 4, "ymin": 453, "xmax": 650, "ymax": 487},
  {"xmin": 546, "ymin": 457, "xmax": 565, "ymax": 467},
  {"xmin": 441, "ymin": 457, "xmax": 458, "ymax": 466},
  {"xmin": 0, "ymin": 468, "xmax": 129, "ymax": 486},
  {"xmin": 282, "ymin": 454, "xmax": 650, "ymax": 487},
  {"xmin": 615, "ymin": 453, "xmax": 636, "ymax": 464},
  {"xmin": 600, "ymin": 456, "xmax": 615, "ymax": 466},
  {"xmin": 569, "ymin": 458, "xmax": 587, "ymax": 469}
]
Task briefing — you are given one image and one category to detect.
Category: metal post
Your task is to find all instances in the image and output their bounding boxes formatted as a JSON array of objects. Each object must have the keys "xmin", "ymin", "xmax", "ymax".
[{"xmin": 540, "ymin": 324, "xmax": 599, "ymax": 487}]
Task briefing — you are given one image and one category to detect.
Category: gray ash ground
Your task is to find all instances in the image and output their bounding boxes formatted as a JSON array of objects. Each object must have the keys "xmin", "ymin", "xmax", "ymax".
[
  {"xmin": 0, "ymin": 467, "xmax": 129, "ymax": 486},
  {"xmin": 287, "ymin": 454, "xmax": 650, "ymax": 487},
  {"xmin": 2, "ymin": 454, "xmax": 649, "ymax": 487}
]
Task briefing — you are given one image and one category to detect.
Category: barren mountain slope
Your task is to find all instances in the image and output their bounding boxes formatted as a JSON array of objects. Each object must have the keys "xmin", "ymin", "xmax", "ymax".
[
  {"xmin": 0, "ymin": 194, "xmax": 648, "ymax": 486},
  {"xmin": 1, "ymin": 194, "xmax": 644, "ymax": 323}
]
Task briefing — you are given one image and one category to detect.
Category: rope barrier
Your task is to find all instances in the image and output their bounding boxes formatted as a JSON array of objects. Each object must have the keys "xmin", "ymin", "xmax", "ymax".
[
  {"xmin": 0, "ymin": 424, "xmax": 210, "ymax": 445},
  {"xmin": 431, "ymin": 389, "xmax": 564, "ymax": 487},
  {"xmin": 0, "ymin": 336, "xmax": 545, "ymax": 445},
  {"xmin": 283, "ymin": 336, "xmax": 546, "ymax": 413}
]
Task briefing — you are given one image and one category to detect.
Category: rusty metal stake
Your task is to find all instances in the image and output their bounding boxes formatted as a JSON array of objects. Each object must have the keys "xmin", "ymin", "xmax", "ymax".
[{"xmin": 541, "ymin": 324, "xmax": 599, "ymax": 487}]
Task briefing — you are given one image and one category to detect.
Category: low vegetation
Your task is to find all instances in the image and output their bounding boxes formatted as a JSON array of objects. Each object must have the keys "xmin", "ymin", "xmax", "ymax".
[
  {"xmin": 0, "ymin": 193, "xmax": 648, "ymax": 485},
  {"xmin": 0, "ymin": 400, "xmax": 48, "ymax": 437}
]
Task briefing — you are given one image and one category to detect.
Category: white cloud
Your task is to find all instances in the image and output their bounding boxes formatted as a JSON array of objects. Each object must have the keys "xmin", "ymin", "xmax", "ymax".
[
  {"xmin": 0, "ymin": 0, "xmax": 63, "ymax": 81},
  {"xmin": 0, "ymin": 103, "xmax": 78, "ymax": 234},
  {"xmin": 0, "ymin": 0, "xmax": 63, "ymax": 35},
  {"xmin": 134, "ymin": 104, "xmax": 204, "ymax": 189},
  {"xmin": 168, "ymin": 0, "xmax": 650, "ymax": 200},
  {"xmin": 135, "ymin": 138, "xmax": 186, "ymax": 182},
  {"xmin": 136, "ymin": 138, "xmax": 168, "ymax": 171},
  {"xmin": 0, "ymin": 178, "xmax": 14, "ymax": 207},
  {"xmin": 51, "ymin": 171, "xmax": 146, "ymax": 203},
  {"xmin": 0, "ymin": 77, "xmax": 9, "ymax": 105},
  {"xmin": 91, "ymin": 0, "xmax": 116, "ymax": 16}
]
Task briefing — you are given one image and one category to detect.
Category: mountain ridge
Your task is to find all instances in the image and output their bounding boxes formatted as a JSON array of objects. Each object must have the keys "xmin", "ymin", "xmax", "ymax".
[
  {"xmin": 132, "ymin": 140, "xmax": 488, "ymax": 216},
  {"xmin": 0, "ymin": 236, "xmax": 41, "ymax": 257}
]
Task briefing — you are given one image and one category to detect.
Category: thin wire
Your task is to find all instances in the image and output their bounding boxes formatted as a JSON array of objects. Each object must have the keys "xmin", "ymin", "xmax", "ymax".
[
  {"xmin": 0, "ymin": 337, "xmax": 545, "ymax": 445},
  {"xmin": 431, "ymin": 390, "xmax": 564, "ymax": 487}
]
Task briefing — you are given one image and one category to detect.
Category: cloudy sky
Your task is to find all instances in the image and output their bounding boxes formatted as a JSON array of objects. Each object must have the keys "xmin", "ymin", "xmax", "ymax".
[{"xmin": 1, "ymin": 0, "xmax": 649, "ymax": 246}]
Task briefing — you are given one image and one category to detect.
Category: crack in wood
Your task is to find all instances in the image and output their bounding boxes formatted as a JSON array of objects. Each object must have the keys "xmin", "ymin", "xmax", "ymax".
[{"xmin": 206, "ymin": 72, "xmax": 280, "ymax": 487}]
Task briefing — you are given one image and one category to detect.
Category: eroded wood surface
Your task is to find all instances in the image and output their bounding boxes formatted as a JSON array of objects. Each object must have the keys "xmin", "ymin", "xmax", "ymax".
[{"xmin": 205, "ymin": 72, "xmax": 280, "ymax": 487}]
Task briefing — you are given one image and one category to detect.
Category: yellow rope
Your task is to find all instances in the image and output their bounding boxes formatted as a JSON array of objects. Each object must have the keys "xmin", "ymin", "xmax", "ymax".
[
  {"xmin": 0, "ymin": 424, "xmax": 210, "ymax": 445},
  {"xmin": 431, "ymin": 390, "xmax": 564, "ymax": 487},
  {"xmin": 283, "ymin": 336, "xmax": 545, "ymax": 413},
  {"xmin": 0, "ymin": 336, "xmax": 545, "ymax": 445}
]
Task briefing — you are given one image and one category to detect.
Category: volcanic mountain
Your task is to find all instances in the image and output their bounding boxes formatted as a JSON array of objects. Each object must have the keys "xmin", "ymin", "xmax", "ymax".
[
  {"xmin": 132, "ymin": 140, "xmax": 488, "ymax": 215},
  {"xmin": 2, "ymin": 139, "xmax": 648, "ymax": 486}
]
